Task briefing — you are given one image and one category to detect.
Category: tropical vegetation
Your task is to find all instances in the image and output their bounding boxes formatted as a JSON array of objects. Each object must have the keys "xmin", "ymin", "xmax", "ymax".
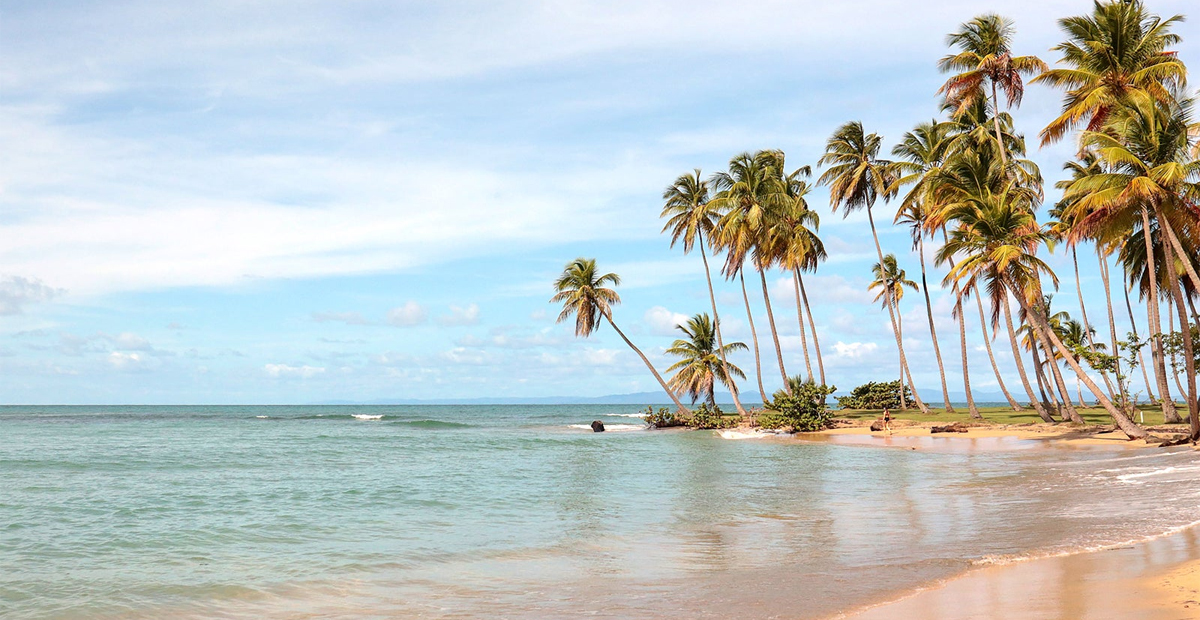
[{"xmin": 552, "ymin": 0, "xmax": 1199, "ymax": 439}]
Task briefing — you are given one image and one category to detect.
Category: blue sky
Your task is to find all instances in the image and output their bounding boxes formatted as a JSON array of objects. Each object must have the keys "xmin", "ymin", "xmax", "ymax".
[{"xmin": 1, "ymin": 0, "xmax": 1195, "ymax": 404}]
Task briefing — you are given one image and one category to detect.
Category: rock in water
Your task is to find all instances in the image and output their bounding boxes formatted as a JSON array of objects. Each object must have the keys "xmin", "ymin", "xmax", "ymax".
[{"xmin": 591, "ymin": 420, "xmax": 605, "ymax": 433}]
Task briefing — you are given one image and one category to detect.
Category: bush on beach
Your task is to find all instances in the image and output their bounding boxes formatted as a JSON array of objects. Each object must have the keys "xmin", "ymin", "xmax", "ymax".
[
  {"xmin": 835, "ymin": 380, "xmax": 911, "ymax": 410},
  {"xmin": 761, "ymin": 380, "xmax": 837, "ymax": 432}
]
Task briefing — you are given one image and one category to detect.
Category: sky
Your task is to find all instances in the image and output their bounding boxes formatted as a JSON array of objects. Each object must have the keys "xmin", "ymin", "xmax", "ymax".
[{"xmin": 1, "ymin": 0, "xmax": 1196, "ymax": 404}]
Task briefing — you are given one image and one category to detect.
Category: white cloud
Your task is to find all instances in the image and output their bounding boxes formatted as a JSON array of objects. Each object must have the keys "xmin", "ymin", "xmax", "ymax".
[
  {"xmin": 264, "ymin": 363, "xmax": 325, "ymax": 378},
  {"xmin": 386, "ymin": 301, "xmax": 427, "ymax": 327},
  {"xmin": 107, "ymin": 351, "xmax": 144, "ymax": 369},
  {"xmin": 313, "ymin": 311, "xmax": 371, "ymax": 325},
  {"xmin": 438, "ymin": 303, "xmax": 480, "ymax": 327},
  {"xmin": 833, "ymin": 341, "xmax": 879, "ymax": 360},
  {"xmin": 643, "ymin": 306, "xmax": 689, "ymax": 336},
  {"xmin": 0, "ymin": 276, "xmax": 61, "ymax": 315}
]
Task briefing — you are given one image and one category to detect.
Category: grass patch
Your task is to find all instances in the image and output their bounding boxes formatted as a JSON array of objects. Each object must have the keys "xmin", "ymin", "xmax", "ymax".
[{"xmin": 834, "ymin": 404, "xmax": 1182, "ymax": 427}]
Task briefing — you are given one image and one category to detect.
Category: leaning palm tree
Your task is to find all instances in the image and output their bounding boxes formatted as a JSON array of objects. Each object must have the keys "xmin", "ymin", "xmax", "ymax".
[
  {"xmin": 819, "ymin": 122, "xmax": 929, "ymax": 413},
  {"xmin": 660, "ymin": 170, "xmax": 748, "ymax": 416},
  {"xmin": 869, "ymin": 255, "xmax": 920, "ymax": 410},
  {"xmin": 973, "ymin": 285, "xmax": 1023, "ymax": 411},
  {"xmin": 1032, "ymin": 0, "xmax": 1187, "ymax": 146},
  {"xmin": 711, "ymin": 150, "xmax": 793, "ymax": 397},
  {"xmin": 551, "ymin": 258, "xmax": 689, "ymax": 415},
  {"xmin": 938, "ymin": 13, "xmax": 1046, "ymax": 167},
  {"xmin": 665, "ymin": 313, "xmax": 749, "ymax": 406}
]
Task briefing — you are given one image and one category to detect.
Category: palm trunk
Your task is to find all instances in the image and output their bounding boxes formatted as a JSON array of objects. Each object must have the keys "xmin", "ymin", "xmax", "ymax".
[
  {"xmin": 602, "ymin": 311, "xmax": 689, "ymax": 415},
  {"xmin": 956, "ymin": 288, "xmax": 982, "ymax": 419},
  {"xmin": 1168, "ymin": 301, "xmax": 1187, "ymax": 400},
  {"xmin": 1158, "ymin": 218, "xmax": 1199, "ymax": 438},
  {"xmin": 792, "ymin": 271, "xmax": 814, "ymax": 383},
  {"xmin": 1014, "ymin": 290, "xmax": 1147, "ymax": 439},
  {"xmin": 1141, "ymin": 206, "xmax": 1181, "ymax": 423},
  {"xmin": 1099, "ymin": 252, "xmax": 1127, "ymax": 408},
  {"xmin": 1124, "ymin": 262, "xmax": 1158, "ymax": 404},
  {"xmin": 797, "ymin": 272, "xmax": 826, "ymax": 385},
  {"xmin": 741, "ymin": 271, "xmax": 768, "ymax": 407},
  {"xmin": 866, "ymin": 205, "xmax": 927, "ymax": 413},
  {"xmin": 1072, "ymin": 247, "xmax": 1095, "ymax": 346},
  {"xmin": 1161, "ymin": 214, "xmax": 1200, "ymax": 297},
  {"xmin": 918, "ymin": 236, "xmax": 954, "ymax": 412},
  {"xmin": 1030, "ymin": 335, "xmax": 1058, "ymax": 416},
  {"xmin": 758, "ymin": 267, "xmax": 791, "ymax": 394},
  {"xmin": 975, "ymin": 290, "xmax": 1021, "ymax": 411},
  {"xmin": 1045, "ymin": 342, "xmax": 1083, "ymax": 423},
  {"xmin": 699, "ymin": 237, "xmax": 747, "ymax": 417},
  {"xmin": 1003, "ymin": 298, "xmax": 1054, "ymax": 422},
  {"xmin": 991, "ymin": 82, "xmax": 1008, "ymax": 169}
]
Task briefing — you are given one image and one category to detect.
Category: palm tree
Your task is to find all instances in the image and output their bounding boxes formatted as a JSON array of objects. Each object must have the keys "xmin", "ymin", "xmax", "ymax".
[
  {"xmin": 1001, "ymin": 290, "xmax": 1056, "ymax": 422},
  {"xmin": 711, "ymin": 151, "xmax": 792, "ymax": 398},
  {"xmin": 938, "ymin": 13, "xmax": 1046, "ymax": 167},
  {"xmin": 665, "ymin": 313, "xmax": 749, "ymax": 406},
  {"xmin": 869, "ymin": 255, "xmax": 919, "ymax": 409},
  {"xmin": 660, "ymin": 170, "xmax": 748, "ymax": 416},
  {"xmin": 893, "ymin": 121, "xmax": 956, "ymax": 412},
  {"xmin": 1032, "ymin": 0, "xmax": 1187, "ymax": 146},
  {"xmin": 551, "ymin": 258, "xmax": 689, "ymax": 415},
  {"xmin": 938, "ymin": 200, "xmax": 1146, "ymax": 437},
  {"xmin": 819, "ymin": 122, "xmax": 929, "ymax": 413}
]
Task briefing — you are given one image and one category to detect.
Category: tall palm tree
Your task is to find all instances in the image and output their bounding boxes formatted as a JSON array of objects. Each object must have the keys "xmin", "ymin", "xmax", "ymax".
[
  {"xmin": 893, "ymin": 121, "xmax": 956, "ymax": 412},
  {"xmin": 1001, "ymin": 291, "xmax": 1055, "ymax": 422},
  {"xmin": 767, "ymin": 165, "xmax": 827, "ymax": 385},
  {"xmin": 869, "ymin": 254, "xmax": 920, "ymax": 409},
  {"xmin": 1032, "ymin": 0, "xmax": 1187, "ymax": 146},
  {"xmin": 665, "ymin": 313, "xmax": 749, "ymax": 406},
  {"xmin": 552, "ymin": 258, "xmax": 689, "ymax": 415},
  {"xmin": 938, "ymin": 13, "xmax": 1046, "ymax": 167},
  {"xmin": 819, "ymin": 122, "xmax": 929, "ymax": 413},
  {"xmin": 660, "ymin": 170, "xmax": 748, "ymax": 416},
  {"xmin": 938, "ymin": 200, "xmax": 1146, "ymax": 437},
  {"xmin": 711, "ymin": 151, "xmax": 792, "ymax": 397}
]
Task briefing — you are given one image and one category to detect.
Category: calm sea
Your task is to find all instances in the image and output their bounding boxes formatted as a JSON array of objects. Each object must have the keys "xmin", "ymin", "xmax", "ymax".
[{"xmin": 3, "ymin": 405, "xmax": 1199, "ymax": 619}]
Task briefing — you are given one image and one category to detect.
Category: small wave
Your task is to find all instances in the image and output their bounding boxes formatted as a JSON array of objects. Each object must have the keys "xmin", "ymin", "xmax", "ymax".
[
  {"xmin": 255, "ymin": 415, "xmax": 269, "ymax": 419},
  {"xmin": 352, "ymin": 414, "xmax": 384, "ymax": 421},
  {"xmin": 1115, "ymin": 465, "xmax": 1200, "ymax": 484},
  {"xmin": 718, "ymin": 429, "xmax": 784, "ymax": 440},
  {"xmin": 568, "ymin": 423, "xmax": 645, "ymax": 432},
  {"xmin": 607, "ymin": 413, "xmax": 650, "ymax": 418},
  {"xmin": 972, "ymin": 518, "xmax": 1200, "ymax": 567},
  {"xmin": 394, "ymin": 419, "xmax": 473, "ymax": 429}
]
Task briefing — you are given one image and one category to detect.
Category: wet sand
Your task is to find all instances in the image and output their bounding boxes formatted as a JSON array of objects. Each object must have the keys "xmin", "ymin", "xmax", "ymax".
[{"xmin": 839, "ymin": 526, "xmax": 1200, "ymax": 619}]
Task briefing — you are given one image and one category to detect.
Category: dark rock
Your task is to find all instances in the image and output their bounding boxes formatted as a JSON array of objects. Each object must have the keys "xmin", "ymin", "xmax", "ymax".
[
  {"xmin": 590, "ymin": 420, "xmax": 605, "ymax": 433},
  {"xmin": 869, "ymin": 419, "xmax": 886, "ymax": 432},
  {"xmin": 931, "ymin": 422, "xmax": 969, "ymax": 434}
]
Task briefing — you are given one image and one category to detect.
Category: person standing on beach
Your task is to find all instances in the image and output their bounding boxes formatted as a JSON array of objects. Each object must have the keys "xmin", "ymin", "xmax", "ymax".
[{"xmin": 883, "ymin": 408, "xmax": 892, "ymax": 433}]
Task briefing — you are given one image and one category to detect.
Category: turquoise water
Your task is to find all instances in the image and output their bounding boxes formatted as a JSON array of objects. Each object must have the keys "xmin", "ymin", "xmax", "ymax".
[{"xmin": 3, "ymin": 405, "xmax": 1200, "ymax": 619}]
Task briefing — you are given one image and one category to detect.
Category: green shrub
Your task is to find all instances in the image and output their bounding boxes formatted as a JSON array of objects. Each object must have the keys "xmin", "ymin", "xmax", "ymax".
[
  {"xmin": 687, "ymin": 402, "xmax": 739, "ymax": 429},
  {"xmin": 642, "ymin": 406, "xmax": 686, "ymax": 428},
  {"xmin": 834, "ymin": 380, "xmax": 910, "ymax": 410},
  {"xmin": 767, "ymin": 380, "xmax": 837, "ymax": 432}
]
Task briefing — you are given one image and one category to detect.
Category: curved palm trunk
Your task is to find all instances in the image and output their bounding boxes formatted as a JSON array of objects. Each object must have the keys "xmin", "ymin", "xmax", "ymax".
[
  {"xmin": 866, "ymin": 205, "xmax": 928, "ymax": 413},
  {"xmin": 975, "ymin": 291, "xmax": 1021, "ymax": 411},
  {"xmin": 1168, "ymin": 302, "xmax": 1187, "ymax": 400},
  {"xmin": 1003, "ymin": 298, "xmax": 1054, "ymax": 422},
  {"xmin": 602, "ymin": 311, "xmax": 689, "ymax": 416},
  {"xmin": 698, "ymin": 235, "xmax": 747, "ymax": 416},
  {"xmin": 1099, "ymin": 253, "xmax": 1128, "ymax": 408},
  {"xmin": 1141, "ymin": 207, "xmax": 1181, "ymax": 423},
  {"xmin": 1014, "ymin": 291, "xmax": 1147, "ymax": 439},
  {"xmin": 1124, "ymin": 262, "xmax": 1158, "ymax": 404},
  {"xmin": 1159, "ymin": 221, "xmax": 1199, "ymax": 438},
  {"xmin": 918, "ymin": 236, "xmax": 953, "ymax": 412},
  {"xmin": 1161, "ymin": 215, "xmax": 1200, "ymax": 297},
  {"xmin": 1072, "ymin": 247, "xmax": 1095, "ymax": 346},
  {"xmin": 956, "ymin": 288, "xmax": 981, "ymax": 419},
  {"xmin": 1030, "ymin": 337, "xmax": 1058, "ymax": 416},
  {"xmin": 758, "ymin": 267, "xmax": 791, "ymax": 394},
  {"xmin": 991, "ymin": 83, "xmax": 1009, "ymax": 169},
  {"xmin": 792, "ymin": 271, "xmax": 814, "ymax": 383},
  {"xmin": 797, "ymin": 272, "xmax": 826, "ymax": 385},
  {"xmin": 740, "ymin": 271, "xmax": 768, "ymax": 407},
  {"xmin": 1045, "ymin": 344, "xmax": 1083, "ymax": 423}
]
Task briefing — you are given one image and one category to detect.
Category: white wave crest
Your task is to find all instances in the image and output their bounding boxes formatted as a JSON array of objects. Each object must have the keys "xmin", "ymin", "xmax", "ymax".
[
  {"xmin": 718, "ymin": 429, "xmax": 783, "ymax": 440},
  {"xmin": 352, "ymin": 414, "xmax": 384, "ymax": 420},
  {"xmin": 608, "ymin": 413, "xmax": 650, "ymax": 418},
  {"xmin": 256, "ymin": 415, "xmax": 269, "ymax": 419}
]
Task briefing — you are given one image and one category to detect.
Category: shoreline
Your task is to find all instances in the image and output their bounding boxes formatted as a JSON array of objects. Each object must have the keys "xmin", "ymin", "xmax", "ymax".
[{"xmin": 834, "ymin": 524, "xmax": 1200, "ymax": 619}]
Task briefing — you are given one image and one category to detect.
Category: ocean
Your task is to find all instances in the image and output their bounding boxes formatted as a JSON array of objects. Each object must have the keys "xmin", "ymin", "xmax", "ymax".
[{"xmin": 3, "ymin": 404, "xmax": 1199, "ymax": 619}]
